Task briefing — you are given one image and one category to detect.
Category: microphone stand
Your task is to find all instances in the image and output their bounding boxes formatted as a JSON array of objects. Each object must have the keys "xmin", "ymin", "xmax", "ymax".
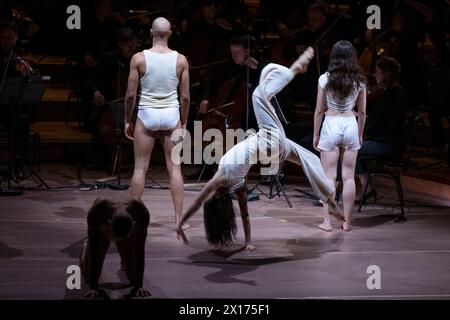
[
  {"xmin": 314, "ymin": 7, "xmax": 349, "ymax": 77},
  {"xmin": 109, "ymin": 59, "xmax": 129, "ymax": 191}
]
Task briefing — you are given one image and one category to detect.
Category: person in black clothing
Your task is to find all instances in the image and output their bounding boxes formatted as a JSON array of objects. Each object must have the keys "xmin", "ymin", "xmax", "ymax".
[
  {"xmin": 74, "ymin": 0, "xmax": 125, "ymax": 131},
  {"xmin": 83, "ymin": 27, "xmax": 138, "ymax": 166},
  {"xmin": 198, "ymin": 35, "xmax": 270, "ymax": 132},
  {"xmin": 80, "ymin": 197, "xmax": 151, "ymax": 299},
  {"xmin": 282, "ymin": 3, "xmax": 332, "ymax": 112},
  {"xmin": 184, "ymin": 0, "xmax": 233, "ymax": 67},
  {"xmin": 0, "ymin": 22, "xmax": 33, "ymax": 78},
  {"xmin": 88, "ymin": 27, "xmax": 138, "ymax": 119},
  {"xmin": 0, "ymin": 22, "xmax": 34, "ymax": 180},
  {"xmin": 77, "ymin": 0, "xmax": 125, "ymax": 69},
  {"xmin": 357, "ymin": 57, "xmax": 407, "ymax": 199},
  {"xmin": 188, "ymin": 35, "xmax": 270, "ymax": 180}
]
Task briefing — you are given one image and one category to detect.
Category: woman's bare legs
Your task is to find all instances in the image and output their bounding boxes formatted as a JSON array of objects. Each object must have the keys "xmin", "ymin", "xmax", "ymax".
[{"xmin": 341, "ymin": 150, "xmax": 358, "ymax": 231}]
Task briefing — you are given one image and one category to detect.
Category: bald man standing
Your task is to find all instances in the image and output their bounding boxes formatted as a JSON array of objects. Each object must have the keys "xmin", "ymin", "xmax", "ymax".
[{"xmin": 125, "ymin": 17, "xmax": 190, "ymax": 229}]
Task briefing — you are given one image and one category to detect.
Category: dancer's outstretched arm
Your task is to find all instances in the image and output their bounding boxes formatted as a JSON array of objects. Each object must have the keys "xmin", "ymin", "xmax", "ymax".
[
  {"xmin": 234, "ymin": 185, "xmax": 256, "ymax": 251},
  {"xmin": 176, "ymin": 171, "xmax": 226, "ymax": 243}
]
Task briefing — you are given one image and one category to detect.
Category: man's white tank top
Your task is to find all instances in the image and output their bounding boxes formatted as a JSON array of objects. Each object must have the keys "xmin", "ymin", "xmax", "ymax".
[{"xmin": 139, "ymin": 50, "xmax": 179, "ymax": 108}]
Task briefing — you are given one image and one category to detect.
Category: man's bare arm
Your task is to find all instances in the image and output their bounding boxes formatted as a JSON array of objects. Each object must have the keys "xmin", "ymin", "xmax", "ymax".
[
  {"xmin": 179, "ymin": 55, "xmax": 190, "ymax": 127},
  {"xmin": 124, "ymin": 53, "xmax": 142, "ymax": 139}
]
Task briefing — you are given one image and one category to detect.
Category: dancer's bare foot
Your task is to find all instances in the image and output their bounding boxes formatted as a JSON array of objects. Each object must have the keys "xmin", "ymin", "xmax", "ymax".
[
  {"xmin": 181, "ymin": 223, "xmax": 190, "ymax": 231},
  {"xmin": 318, "ymin": 222, "xmax": 333, "ymax": 232},
  {"xmin": 328, "ymin": 197, "xmax": 345, "ymax": 222},
  {"xmin": 342, "ymin": 221, "xmax": 352, "ymax": 232},
  {"xmin": 245, "ymin": 243, "xmax": 257, "ymax": 251},
  {"xmin": 175, "ymin": 217, "xmax": 190, "ymax": 231},
  {"xmin": 291, "ymin": 46, "xmax": 314, "ymax": 74}
]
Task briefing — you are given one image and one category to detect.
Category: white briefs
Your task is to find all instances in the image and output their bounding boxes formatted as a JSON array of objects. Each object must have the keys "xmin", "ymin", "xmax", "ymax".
[{"xmin": 137, "ymin": 107, "xmax": 180, "ymax": 131}]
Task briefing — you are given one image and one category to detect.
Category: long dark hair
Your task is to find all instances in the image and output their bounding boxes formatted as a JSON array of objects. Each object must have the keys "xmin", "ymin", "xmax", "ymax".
[
  {"xmin": 326, "ymin": 40, "xmax": 366, "ymax": 101},
  {"xmin": 203, "ymin": 190, "xmax": 237, "ymax": 247}
]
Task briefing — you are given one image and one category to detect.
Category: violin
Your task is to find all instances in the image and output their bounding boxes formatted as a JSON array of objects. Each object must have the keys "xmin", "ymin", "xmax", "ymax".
[
  {"xmin": 358, "ymin": 27, "xmax": 393, "ymax": 74},
  {"xmin": 12, "ymin": 54, "xmax": 35, "ymax": 76},
  {"xmin": 97, "ymin": 53, "xmax": 137, "ymax": 146},
  {"xmin": 270, "ymin": 25, "xmax": 308, "ymax": 66}
]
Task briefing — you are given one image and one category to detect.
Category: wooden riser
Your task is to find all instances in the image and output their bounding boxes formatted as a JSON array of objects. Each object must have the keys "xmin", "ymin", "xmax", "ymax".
[{"xmin": 375, "ymin": 175, "xmax": 450, "ymax": 202}]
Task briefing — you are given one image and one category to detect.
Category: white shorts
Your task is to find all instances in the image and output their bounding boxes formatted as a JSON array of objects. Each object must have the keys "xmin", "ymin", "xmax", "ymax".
[
  {"xmin": 137, "ymin": 107, "xmax": 180, "ymax": 131},
  {"xmin": 318, "ymin": 116, "xmax": 360, "ymax": 151}
]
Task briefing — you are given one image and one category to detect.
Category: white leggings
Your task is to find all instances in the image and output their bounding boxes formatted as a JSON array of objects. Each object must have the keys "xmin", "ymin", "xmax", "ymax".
[
  {"xmin": 254, "ymin": 64, "xmax": 335, "ymax": 202},
  {"xmin": 137, "ymin": 107, "xmax": 180, "ymax": 131},
  {"xmin": 220, "ymin": 63, "xmax": 335, "ymax": 202}
]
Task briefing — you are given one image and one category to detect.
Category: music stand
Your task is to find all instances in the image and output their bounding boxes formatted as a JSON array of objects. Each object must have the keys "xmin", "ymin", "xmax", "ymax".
[{"xmin": 0, "ymin": 76, "xmax": 50, "ymax": 195}]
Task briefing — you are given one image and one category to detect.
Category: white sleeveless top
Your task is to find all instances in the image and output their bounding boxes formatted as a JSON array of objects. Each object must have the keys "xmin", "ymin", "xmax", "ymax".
[
  {"xmin": 139, "ymin": 50, "xmax": 179, "ymax": 108},
  {"xmin": 319, "ymin": 72, "xmax": 365, "ymax": 113}
]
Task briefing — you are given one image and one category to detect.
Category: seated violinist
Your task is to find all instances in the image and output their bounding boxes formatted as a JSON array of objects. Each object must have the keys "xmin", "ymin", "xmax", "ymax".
[
  {"xmin": 83, "ymin": 28, "xmax": 138, "ymax": 167},
  {"xmin": 356, "ymin": 57, "xmax": 407, "ymax": 202},
  {"xmin": 187, "ymin": 35, "xmax": 270, "ymax": 180},
  {"xmin": 0, "ymin": 22, "xmax": 35, "ymax": 180},
  {"xmin": 0, "ymin": 22, "xmax": 34, "ymax": 78}
]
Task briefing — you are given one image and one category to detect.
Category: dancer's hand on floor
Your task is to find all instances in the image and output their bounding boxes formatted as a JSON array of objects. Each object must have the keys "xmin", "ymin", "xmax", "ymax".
[
  {"xmin": 126, "ymin": 287, "xmax": 151, "ymax": 299},
  {"xmin": 85, "ymin": 289, "xmax": 110, "ymax": 300}
]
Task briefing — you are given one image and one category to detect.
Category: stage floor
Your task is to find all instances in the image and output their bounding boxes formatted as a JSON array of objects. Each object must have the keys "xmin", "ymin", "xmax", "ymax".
[{"xmin": 1, "ymin": 164, "xmax": 450, "ymax": 300}]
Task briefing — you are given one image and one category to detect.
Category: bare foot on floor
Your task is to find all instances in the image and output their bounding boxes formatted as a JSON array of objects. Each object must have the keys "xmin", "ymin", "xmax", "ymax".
[
  {"xmin": 245, "ymin": 243, "xmax": 257, "ymax": 251},
  {"xmin": 318, "ymin": 222, "xmax": 333, "ymax": 232},
  {"xmin": 181, "ymin": 223, "xmax": 190, "ymax": 231},
  {"xmin": 175, "ymin": 217, "xmax": 190, "ymax": 231},
  {"xmin": 341, "ymin": 221, "xmax": 352, "ymax": 232}
]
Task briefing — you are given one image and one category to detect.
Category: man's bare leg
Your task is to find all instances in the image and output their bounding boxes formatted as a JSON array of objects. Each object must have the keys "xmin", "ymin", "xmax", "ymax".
[
  {"xmin": 131, "ymin": 119, "xmax": 156, "ymax": 199},
  {"xmin": 162, "ymin": 132, "xmax": 188, "ymax": 230}
]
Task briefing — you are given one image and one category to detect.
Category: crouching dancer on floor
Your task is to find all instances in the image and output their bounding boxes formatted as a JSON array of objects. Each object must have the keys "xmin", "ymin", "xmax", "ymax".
[{"xmin": 80, "ymin": 198, "xmax": 151, "ymax": 299}]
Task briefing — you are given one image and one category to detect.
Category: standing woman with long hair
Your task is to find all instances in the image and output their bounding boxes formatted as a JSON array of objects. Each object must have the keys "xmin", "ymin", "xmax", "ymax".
[{"xmin": 313, "ymin": 40, "xmax": 367, "ymax": 232}]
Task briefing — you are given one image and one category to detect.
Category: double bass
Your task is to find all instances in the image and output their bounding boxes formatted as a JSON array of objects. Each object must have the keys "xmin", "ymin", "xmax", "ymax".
[
  {"xmin": 201, "ymin": 76, "xmax": 247, "ymax": 132},
  {"xmin": 198, "ymin": 70, "xmax": 248, "ymax": 158},
  {"xmin": 97, "ymin": 48, "xmax": 138, "ymax": 146},
  {"xmin": 358, "ymin": 27, "xmax": 393, "ymax": 75}
]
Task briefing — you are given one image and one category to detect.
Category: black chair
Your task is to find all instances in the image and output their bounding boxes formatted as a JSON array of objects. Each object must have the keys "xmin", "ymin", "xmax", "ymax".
[{"xmin": 357, "ymin": 154, "xmax": 407, "ymax": 223}]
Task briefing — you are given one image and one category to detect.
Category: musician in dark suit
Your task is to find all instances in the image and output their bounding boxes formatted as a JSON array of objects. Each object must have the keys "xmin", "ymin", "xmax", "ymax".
[
  {"xmin": 0, "ymin": 22, "xmax": 35, "ymax": 180},
  {"xmin": 83, "ymin": 27, "xmax": 138, "ymax": 167},
  {"xmin": 187, "ymin": 35, "xmax": 271, "ymax": 180}
]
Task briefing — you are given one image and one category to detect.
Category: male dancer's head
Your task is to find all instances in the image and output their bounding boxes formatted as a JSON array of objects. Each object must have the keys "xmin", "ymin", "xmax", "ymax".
[{"xmin": 151, "ymin": 17, "xmax": 172, "ymax": 41}]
